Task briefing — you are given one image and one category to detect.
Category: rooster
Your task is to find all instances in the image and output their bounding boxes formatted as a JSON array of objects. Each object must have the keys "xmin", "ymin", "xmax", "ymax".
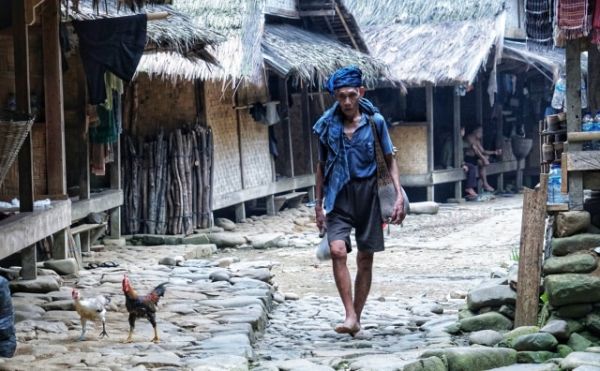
[
  {"xmin": 122, "ymin": 274, "xmax": 167, "ymax": 343},
  {"xmin": 71, "ymin": 288, "xmax": 110, "ymax": 341}
]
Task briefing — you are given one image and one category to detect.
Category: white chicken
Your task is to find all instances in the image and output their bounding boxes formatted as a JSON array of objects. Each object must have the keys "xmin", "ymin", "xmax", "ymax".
[{"xmin": 71, "ymin": 288, "xmax": 110, "ymax": 341}]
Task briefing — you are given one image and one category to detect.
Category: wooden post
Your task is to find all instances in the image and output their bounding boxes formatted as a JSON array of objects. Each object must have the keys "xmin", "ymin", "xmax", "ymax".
[
  {"xmin": 234, "ymin": 92, "xmax": 245, "ymax": 189},
  {"xmin": 42, "ymin": 0, "xmax": 66, "ymax": 196},
  {"xmin": 266, "ymin": 195, "xmax": 276, "ymax": 216},
  {"xmin": 21, "ymin": 244, "xmax": 37, "ymax": 280},
  {"xmin": 109, "ymin": 137, "xmax": 121, "ymax": 239},
  {"xmin": 235, "ymin": 203, "xmax": 246, "ymax": 223},
  {"xmin": 476, "ymin": 78, "xmax": 483, "ymax": 127},
  {"xmin": 279, "ymin": 78, "xmax": 294, "ymax": 178},
  {"xmin": 566, "ymin": 40, "xmax": 583, "ymax": 210},
  {"xmin": 301, "ymin": 85, "xmax": 314, "ymax": 174},
  {"xmin": 453, "ymin": 91, "xmax": 463, "ymax": 201},
  {"xmin": 13, "ymin": 0, "xmax": 34, "ymax": 213},
  {"xmin": 515, "ymin": 174, "xmax": 548, "ymax": 327},
  {"xmin": 425, "ymin": 86, "xmax": 435, "ymax": 201}
]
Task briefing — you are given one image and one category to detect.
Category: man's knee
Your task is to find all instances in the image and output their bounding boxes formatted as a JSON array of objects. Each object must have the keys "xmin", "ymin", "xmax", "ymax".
[
  {"xmin": 330, "ymin": 241, "xmax": 347, "ymax": 259},
  {"xmin": 356, "ymin": 252, "xmax": 374, "ymax": 270}
]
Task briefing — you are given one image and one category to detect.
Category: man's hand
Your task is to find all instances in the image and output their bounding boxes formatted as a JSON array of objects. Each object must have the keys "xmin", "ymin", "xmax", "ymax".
[
  {"xmin": 462, "ymin": 164, "xmax": 469, "ymax": 172},
  {"xmin": 495, "ymin": 149, "xmax": 503, "ymax": 156},
  {"xmin": 483, "ymin": 156, "xmax": 490, "ymax": 166},
  {"xmin": 315, "ymin": 205, "xmax": 326, "ymax": 234},
  {"xmin": 390, "ymin": 195, "xmax": 406, "ymax": 225}
]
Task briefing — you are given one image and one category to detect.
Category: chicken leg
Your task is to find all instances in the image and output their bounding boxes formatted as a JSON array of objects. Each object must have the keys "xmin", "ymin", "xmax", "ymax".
[
  {"xmin": 123, "ymin": 313, "xmax": 136, "ymax": 343},
  {"xmin": 78, "ymin": 318, "xmax": 87, "ymax": 341},
  {"xmin": 149, "ymin": 316, "xmax": 159, "ymax": 343},
  {"xmin": 99, "ymin": 318, "xmax": 108, "ymax": 338}
]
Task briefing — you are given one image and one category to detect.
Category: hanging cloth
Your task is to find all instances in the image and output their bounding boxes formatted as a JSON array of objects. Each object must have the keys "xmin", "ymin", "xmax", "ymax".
[
  {"xmin": 73, "ymin": 14, "xmax": 146, "ymax": 105},
  {"xmin": 557, "ymin": 0, "xmax": 591, "ymax": 40},
  {"xmin": 592, "ymin": 0, "xmax": 600, "ymax": 44},
  {"xmin": 525, "ymin": 0, "xmax": 554, "ymax": 50}
]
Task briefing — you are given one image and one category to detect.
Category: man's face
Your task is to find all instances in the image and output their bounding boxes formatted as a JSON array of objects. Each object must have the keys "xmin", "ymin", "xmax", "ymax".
[
  {"xmin": 475, "ymin": 128, "xmax": 483, "ymax": 139},
  {"xmin": 334, "ymin": 87, "xmax": 364, "ymax": 117}
]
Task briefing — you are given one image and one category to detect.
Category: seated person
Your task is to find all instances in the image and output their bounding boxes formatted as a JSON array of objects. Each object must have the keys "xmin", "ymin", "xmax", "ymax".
[
  {"xmin": 464, "ymin": 126, "xmax": 502, "ymax": 193},
  {"xmin": 460, "ymin": 127, "xmax": 478, "ymax": 198}
]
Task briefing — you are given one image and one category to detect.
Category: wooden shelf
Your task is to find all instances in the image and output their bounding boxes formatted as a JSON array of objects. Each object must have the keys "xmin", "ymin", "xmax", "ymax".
[
  {"xmin": 565, "ymin": 151, "xmax": 600, "ymax": 172},
  {"xmin": 547, "ymin": 203, "xmax": 569, "ymax": 212},
  {"xmin": 567, "ymin": 132, "xmax": 600, "ymax": 142}
]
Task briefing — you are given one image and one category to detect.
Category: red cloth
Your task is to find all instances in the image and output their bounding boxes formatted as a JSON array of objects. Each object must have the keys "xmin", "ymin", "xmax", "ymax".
[
  {"xmin": 558, "ymin": 0, "xmax": 590, "ymax": 39},
  {"xmin": 592, "ymin": 0, "xmax": 600, "ymax": 44}
]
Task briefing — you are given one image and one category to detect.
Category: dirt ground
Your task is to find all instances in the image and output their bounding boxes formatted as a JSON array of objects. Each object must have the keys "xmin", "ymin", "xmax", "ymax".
[{"xmin": 231, "ymin": 195, "xmax": 523, "ymax": 301}]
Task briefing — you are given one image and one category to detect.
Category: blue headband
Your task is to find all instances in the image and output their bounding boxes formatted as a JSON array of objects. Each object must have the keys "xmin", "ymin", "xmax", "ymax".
[{"xmin": 325, "ymin": 65, "xmax": 363, "ymax": 95}]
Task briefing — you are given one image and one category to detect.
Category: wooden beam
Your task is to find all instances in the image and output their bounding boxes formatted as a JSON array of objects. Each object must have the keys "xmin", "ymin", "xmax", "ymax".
[
  {"xmin": 476, "ymin": 78, "xmax": 483, "ymax": 127},
  {"xmin": 425, "ymin": 86, "xmax": 434, "ymax": 201},
  {"xmin": 21, "ymin": 245, "xmax": 37, "ymax": 280},
  {"xmin": 109, "ymin": 137, "xmax": 121, "ymax": 239},
  {"xmin": 42, "ymin": 0, "xmax": 66, "ymax": 196},
  {"xmin": 566, "ymin": 150, "xmax": 600, "ymax": 171},
  {"xmin": 301, "ymin": 86, "xmax": 314, "ymax": 174},
  {"xmin": 13, "ymin": 0, "xmax": 34, "ymax": 213},
  {"xmin": 333, "ymin": 3, "xmax": 360, "ymax": 50},
  {"xmin": 235, "ymin": 203, "xmax": 246, "ymax": 223},
  {"xmin": 566, "ymin": 40, "xmax": 583, "ymax": 210},
  {"xmin": 299, "ymin": 10, "xmax": 336, "ymax": 16},
  {"xmin": 567, "ymin": 131, "xmax": 600, "ymax": 142},
  {"xmin": 71, "ymin": 189, "xmax": 123, "ymax": 222},
  {"xmin": 279, "ymin": 78, "xmax": 294, "ymax": 178},
  {"xmin": 453, "ymin": 91, "xmax": 463, "ymax": 200},
  {"xmin": 515, "ymin": 174, "xmax": 548, "ymax": 327}
]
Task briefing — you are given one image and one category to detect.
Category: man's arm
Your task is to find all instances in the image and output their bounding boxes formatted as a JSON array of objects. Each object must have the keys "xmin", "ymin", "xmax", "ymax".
[
  {"xmin": 384, "ymin": 154, "xmax": 406, "ymax": 224},
  {"xmin": 314, "ymin": 140, "xmax": 327, "ymax": 233}
]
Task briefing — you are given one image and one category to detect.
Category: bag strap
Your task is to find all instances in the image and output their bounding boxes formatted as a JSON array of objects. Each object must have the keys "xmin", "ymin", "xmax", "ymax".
[{"xmin": 368, "ymin": 116, "xmax": 392, "ymax": 183}]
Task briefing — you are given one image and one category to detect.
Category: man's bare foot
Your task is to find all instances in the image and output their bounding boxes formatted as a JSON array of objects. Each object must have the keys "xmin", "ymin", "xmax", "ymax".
[
  {"xmin": 483, "ymin": 185, "xmax": 495, "ymax": 192},
  {"xmin": 465, "ymin": 188, "xmax": 477, "ymax": 197},
  {"xmin": 334, "ymin": 319, "xmax": 360, "ymax": 336}
]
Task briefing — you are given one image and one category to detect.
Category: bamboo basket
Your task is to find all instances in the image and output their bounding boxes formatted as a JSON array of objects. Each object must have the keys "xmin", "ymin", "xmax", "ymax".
[{"xmin": 0, "ymin": 112, "xmax": 34, "ymax": 186}]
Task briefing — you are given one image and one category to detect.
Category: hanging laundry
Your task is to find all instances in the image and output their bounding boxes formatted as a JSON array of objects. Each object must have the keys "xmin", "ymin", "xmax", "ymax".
[
  {"xmin": 592, "ymin": 0, "xmax": 600, "ymax": 44},
  {"xmin": 73, "ymin": 14, "xmax": 146, "ymax": 105},
  {"xmin": 557, "ymin": 0, "xmax": 591, "ymax": 40},
  {"xmin": 103, "ymin": 72, "xmax": 124, "ymax": 110},
  {"xmin": 525, "ymin": 0, "xmax": 554, "ymax": 50}
]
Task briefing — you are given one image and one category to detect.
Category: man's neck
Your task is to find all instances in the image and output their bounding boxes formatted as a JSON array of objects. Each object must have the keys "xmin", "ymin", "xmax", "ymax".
[{"xmin": 341, "ymin": 109, "xmax": 361, "ymax": 125}]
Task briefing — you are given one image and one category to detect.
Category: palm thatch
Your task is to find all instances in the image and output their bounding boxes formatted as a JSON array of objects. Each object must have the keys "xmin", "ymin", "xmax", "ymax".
[
  {"xmin": 262, "ymin": 24, "xmax": 393, "ymax": 90},
  {"xmin": 135, "ymin": 51, "xmax": 218, "ymax": 82},
  {"xmin": 62, "ymin": 1, "xmax": 224, "ymax": 56},
  {"xmin": 171, "ymin": 0, "xmax": 265, "ymax": 86},
  {"xmin": 343, "ymin": 0, "xmax": 507, "ymax": 86}
]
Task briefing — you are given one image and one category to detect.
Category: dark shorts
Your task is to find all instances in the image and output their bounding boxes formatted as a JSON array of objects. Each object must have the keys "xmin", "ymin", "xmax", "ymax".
[{"xmin": 326, "ymin": 176, "xmax": 384, "ymax": 253}]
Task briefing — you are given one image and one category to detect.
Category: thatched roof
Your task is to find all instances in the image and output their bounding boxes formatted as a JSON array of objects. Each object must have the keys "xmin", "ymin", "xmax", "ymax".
[
  {"xmin": 171, "ymin": 0, "xmax": 266, "ymax": 86},
  {"xmin": 262, "ymin": 23, "xmax": 392, "ymax": 89},
  {"xmin": 343, "ymin": 0, "xmax": 507, "ymax": 86}
]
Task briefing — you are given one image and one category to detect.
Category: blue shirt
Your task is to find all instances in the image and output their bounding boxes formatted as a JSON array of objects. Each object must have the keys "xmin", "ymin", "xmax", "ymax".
[{"xmin": 313, "ymin": 99, "xmax": 394, "ymax": 212}]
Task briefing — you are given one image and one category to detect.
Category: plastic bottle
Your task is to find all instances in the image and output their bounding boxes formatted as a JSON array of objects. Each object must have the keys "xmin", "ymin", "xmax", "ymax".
[
  {"xmin": 583, "ymin": 113, "xmax": 594, "ymax": 151},
  {"xmin": 548, "ymin": 163, "xmax": 564, "ymax": 204},
  {"xmin": 551, "ymin": 77, "xmax": 566, "ymax": 110}
]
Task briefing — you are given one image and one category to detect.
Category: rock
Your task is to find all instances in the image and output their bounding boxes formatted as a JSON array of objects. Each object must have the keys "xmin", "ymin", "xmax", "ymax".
[
  {"xmin": 467, "ymin": 285, "xmax": 517, "ymax": 311},
  {"xmin": 552, "ymin": 234, "xmax": 600, "ymax": 256},
  {"xmin": 459, "ymin": 309, "xmax": 477, "ymax": 320},
  {"xmin": 544, "ymin": 254, "xmax": 597, "ymax": 275},
  {"xmin": 487, "ymin": 365, "xmax": 559, "ymax": 371},
  {"xmin": 558, "ymin": 344, "xmax": 574, "ymax": 357},
  {"xmin": 541, "ymin": 320, "xmax": 571, "ymax": 342},
  {"xmin": 500, "ymin": 326, "xmax": 540, "ymax": 348},
  {"xmin": 185, "ymin": 244, "xmax": 218, "ymax": 259},
  {"xmin": 561, "ymin": 351, "xmax": 600, "ymax": 369},
  {"xmin": 187, "ymin": 355, "xmax": 248, "ymax": 371},
  {"xmin": 32, "ymin": 344, "xmax": 68, "ymax": 357},
  {"xmin": 133, "ymin": 352, "xmax": 181, "ymax": 368},
  {"xmin": 41, "ymin": 299, "xmax": 74, "ymax": 311},
  {"xmin": 587, "ymin": 314, "xmax": 600, "ymax": 335},
  {"xmin": 556, "ymin": 304, "xmax": 594, "ymax": 319},
  {"xmin": 9, "ymin": 276, "xmax": 60, "ymax": 293},
  {"xmin": 409, "ymin": 202, "xmax": 439, "ymax": 215},
  {"xmin": 207, "ymin": 233, "xmax": 247, "ymax": 248},
  {"xmin": 556, "ymin": 211, "xmax": 591, "ymax": 237},
  {"xmin": 516, "ymin": 351, "xmax": 558, "ymax": 363},
  {"xmin": 103, "ymin": 238, "xmax": 126, "ymax": 248},
  {"xmin": 421, "ymin": 347, "xmax": 517, "ymax": 371},
  {"xmin": 214, "ymin": 257, "xmax": 239, "ymax": 268},
  {"xmin": 445, "ymin": 322, "xmax": 462, "ymax": 335},
  {"xmin": 159, "ymin": 256, "xmax": 185, "ymax": 266},
  {"xmin": 544, "ymin": 274, "xmax": 600, "ymax": 307},
  {"xmin": 402, "ymin": 356, "xmax": 446, "ymax": 371},
  {"xmin": 43, "ymin": 259, "xmax": 78, "ymax": 275},
  {"xmin": 234, "ymin": 268, "xmax": 271, "ymax": 282},
  {"xmin": 469, "ymin": 330, "xmax": 504, "ymax": 346},
  {"xmin": 272, "ymin": 292, "xmax": 285, "ymax": 304},
  {"xmin": 209, "ymin": 270, "xmax": 231, "ymax": 282},
  {"xmin": 568, "ymin": 333, "xmax": 594, "ymax": 351},
  {"xmin": 513, "ymin": 333, "xmax": 558, "ymax": 351},
  {"xmin": 247, "ymin": 233, "xmax": 283, "ymax": 249},
  {"xmin": 183, "ymin": 234, "xmax": 211, "ymax": 245},
  {"xmin": 451, "ymin": 290, "xmax": 468, "ymax": 299},
  {"xmin": 276, "ymin": 359, "xmax": 333, "ymax": 371},
  {"xmin": 215, "ymin": 218, "xmax": 237, "ymax": 231},
  {"xmin": 573, "ymin": 366, "xmax": 600, "ymax": 371},
  {"xmin": 499, "ymin": 305, "xmax": 516, "ymax": 320},
  {"xmin": 136, "ymin": 234, "xmax": 166, "ymax": 246},
  {"xmin": 349, "ymin": 354, "xmax": 407, "ymax": 371},
  {"xmin": 284, "ymin": 293, "xmax": 299, "ymax": 301},
  {"xmin": 459, "ymin": 312, "xmax": 513, "ymax": 332}
]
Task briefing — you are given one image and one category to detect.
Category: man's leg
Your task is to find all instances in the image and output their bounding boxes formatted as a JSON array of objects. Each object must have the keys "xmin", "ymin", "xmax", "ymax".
[
  {"xmin": 331, "ymin": 240, "xmax": 359, "ymax": 333},
  {"xmin": 354, "ymin": 251, "xmax": 373, "ymax": 325},
  {"xmin": 478, "ymin": 159, "xmax": 494, "ymax": 191}
]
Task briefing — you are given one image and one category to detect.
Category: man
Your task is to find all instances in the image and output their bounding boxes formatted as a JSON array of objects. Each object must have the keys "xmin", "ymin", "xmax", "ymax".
[
  {"xmin": 464, "ymin": 126, "xmax": 502, "ymax": 193},
  {"xmin": 313, "ymin": 66, "xmax": 406, "ymax": 336}
]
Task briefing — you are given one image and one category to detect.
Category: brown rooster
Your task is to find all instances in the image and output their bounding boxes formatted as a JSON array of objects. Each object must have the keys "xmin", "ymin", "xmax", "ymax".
[
  {"xmin": 121, "ymin": 274, "xmax": 167, "ymax": 343},
  {"xmin": 71, "ymin": 288, "xmax": 110, "ymax": 341}
]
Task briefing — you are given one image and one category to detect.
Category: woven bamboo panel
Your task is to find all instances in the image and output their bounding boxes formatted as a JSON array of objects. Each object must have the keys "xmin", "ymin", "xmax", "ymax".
[
  {"xmin": 240, "ymin": 111, "xmax": 272, "ymax": 188},
  {"xmin": 389, "ymin": 124, "xmax": 428, "ymax": 175},
  {"xmin": 134, "ymin": 76, "xmax": 196, "ymax": 137},
  {"xmin": 0, "ymin": 123, "xmax": 47, "ymax": 200},
  {"xmin": 204, "ymin": 81, "xmax": 242, "ymax": 196}
]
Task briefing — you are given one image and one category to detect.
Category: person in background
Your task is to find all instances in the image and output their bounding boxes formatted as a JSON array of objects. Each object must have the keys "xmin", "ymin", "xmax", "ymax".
[
  {"xmin": 313, "ymin": 66, "xmax": 405, "ymax": 336},
  {"xmin": 464, "ymin": 126, "xmax": 502, "ymax": 193}
]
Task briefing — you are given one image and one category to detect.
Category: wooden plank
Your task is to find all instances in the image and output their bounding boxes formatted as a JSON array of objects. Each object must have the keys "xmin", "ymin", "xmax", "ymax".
[
  {"xmin": 13, "ymin": 0, "xmax": 34, "ymax": 213},
  {"xmin": 109, "ymin": 136, "xmax": 121, "ymax": 239},
  {"xmin": 52, "ymin": 230, "xmax": 68, "ymax": 260},
  {"xmin": 566, "ymin": 151, "xmax": 600, "ymax": 171},
  {"xmin": 266, "ymin": 195, "xmax": 276, "ymax": 216},
  {"xmin": 298, "ymin": 10, "xmax": 335, "ymax": 16},
  {"xmin": 71, "ymin": 189, "xmax": 123, "ymax": 222},
  {"xmin": 333, "ymin": 3, "xmax": 360, "ymax": 50},
  {"xmin": 547, "ymin": 203, "xmax": 569, "ymax": 212},
  {"xmin": 213, "ymin": 174, "xmax": 314, "ymax": 210},
  {"xmin": 279, "ymin": 78, "xmax": 294, "ymax": 177},
  {"xmin": 21, "ymin": 245, "xmax": 37, "ymax": 280},
  {"xmin": 426, "ymin": 86, "xmax": 435, "ymax": 201},
  {"xmin": 70, "ymin": 222, "xmax": 107, "ymax": 235},
  {"xmin": 301, "ymin": 86, "xmax": 314, "ymax": 174},
  {"xmin": 453, "ymin": 92, "xmax": 463, "ymax": 200},
  {"xmin": 566, "ymin": 39, "xmax": 584, "ymax": 210},
  {"xmin": 42, "ymin": 0, "xmax": 66, "ymax": 196},
  {"xmin": 567, "ymin": 131, "xmax": 600, "ymax": 142},
  {"xmin": 0, "ymin": 200, "xmax": 71, "ymax": 260},
  {"xmin": 561, "ymin": 152, "xmax": 568, "ymax": 193},
  {"xmin": 476, "ymin": 78, "xmax": 483, "ymax": 126},
  {"xmin": 235, "ymin": 203, "xmax": 246, "ymax": 223},
  {"xmin": 515, "ymin": 174, "xmax": 548, "ymax": 327}
]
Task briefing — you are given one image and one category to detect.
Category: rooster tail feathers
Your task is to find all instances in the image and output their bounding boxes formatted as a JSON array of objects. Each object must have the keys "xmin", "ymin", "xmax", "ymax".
[{"xmin": 152, "ymin": 282, "xmax": 168, "ymax": 297}]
